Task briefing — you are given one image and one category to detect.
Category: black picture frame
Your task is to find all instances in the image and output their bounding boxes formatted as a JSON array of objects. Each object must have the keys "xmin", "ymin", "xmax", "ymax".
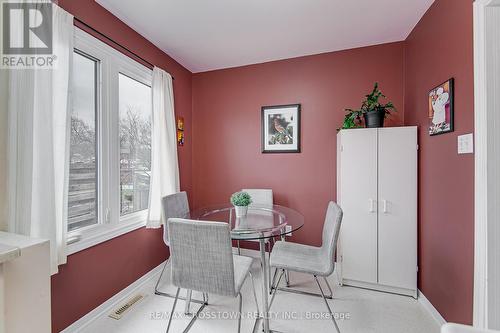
[
  {"xmin": 429, "ymin": 78, "xmax": 454, "ymax": 136},
  {"xmin": 261, "ymin": 104, "xmax": 301, "ymax": 153}
]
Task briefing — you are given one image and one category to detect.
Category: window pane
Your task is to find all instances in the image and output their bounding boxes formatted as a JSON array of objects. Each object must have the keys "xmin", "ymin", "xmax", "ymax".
[
  {"xmin": 119, "ymin": 74, "xmax": 152, "ymax": 216},
  {"xmin": 68, "ymin": 51, "xmax": 98, "ymax": 232}
]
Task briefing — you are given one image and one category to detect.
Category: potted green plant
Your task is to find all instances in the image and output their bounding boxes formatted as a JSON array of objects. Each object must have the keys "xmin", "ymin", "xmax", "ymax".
[
  {"xmin": 340, "ymin": 83, "xmax": 396, "ymax": 129},
  {"xmin": 230, "ymin": 191, "xmax": 252, "ymax": 218}
]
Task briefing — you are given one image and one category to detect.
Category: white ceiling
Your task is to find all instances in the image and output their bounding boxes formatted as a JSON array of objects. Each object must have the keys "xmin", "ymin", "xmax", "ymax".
[{"xmin": 96, "ymin": 0, "xmax": 435, "ymax": 73}]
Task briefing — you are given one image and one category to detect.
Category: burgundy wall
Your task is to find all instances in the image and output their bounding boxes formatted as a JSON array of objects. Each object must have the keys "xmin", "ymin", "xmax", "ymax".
[
  {"xmin": 192, "ymin": 43, "xmax": 405, "ymax": 247},
  {"xmin": 51, "ymin": 0, "xmax": 475, "ymax": 330},
  {"xmin": 52, "ymin": 1, "xmax": 192, "ymax": 331},
  {"xmin": 404, "ymin": 0, "xmax": 474, "ymax": 324}
]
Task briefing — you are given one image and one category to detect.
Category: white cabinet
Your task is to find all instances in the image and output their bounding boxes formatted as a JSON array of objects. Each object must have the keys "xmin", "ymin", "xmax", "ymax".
[
  {"xmin": 337, "ymin": 127, "xmax": 417, "ymax": 297},
  {"xmin": 0, "ymin": 232, "xmax": 51, "ymax": 333}
]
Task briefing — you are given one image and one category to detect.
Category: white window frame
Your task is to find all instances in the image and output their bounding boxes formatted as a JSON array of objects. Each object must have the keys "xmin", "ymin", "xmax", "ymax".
[{"xmin": 67, "ymin": 28, "xmax": 152, "ymax": 255}]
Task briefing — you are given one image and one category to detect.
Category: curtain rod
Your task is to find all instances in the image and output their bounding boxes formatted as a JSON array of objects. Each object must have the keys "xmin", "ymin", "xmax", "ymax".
[{"xmin": 73, "ymin": 17, "xmax": 175, "ymax": 80}]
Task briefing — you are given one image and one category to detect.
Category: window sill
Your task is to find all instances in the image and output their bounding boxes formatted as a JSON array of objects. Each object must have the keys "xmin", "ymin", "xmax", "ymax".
[{"xmin": 66, "ymin": 213, "xmax": 148, "ymax": 255}]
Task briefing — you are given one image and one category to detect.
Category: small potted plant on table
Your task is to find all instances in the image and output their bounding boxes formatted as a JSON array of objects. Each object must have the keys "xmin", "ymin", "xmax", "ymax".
[
  {"xmin": 230, "ymin": 191, "xmax": 252, "ymax": 218},
  {"xmin": 340, "ymin": 82, "xmax": 396, "ymax": 130}
]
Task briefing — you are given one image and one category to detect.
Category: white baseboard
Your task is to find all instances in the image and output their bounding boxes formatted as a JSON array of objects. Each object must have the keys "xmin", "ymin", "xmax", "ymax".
[
  {"xmin": 342, "ymin": 279, "xmax": 417, "ymax": 298},
  {"xmin": 418, "ymin": 289, "xmax": 446, "ymax": 327},
  {"xmin": 61, "ymin": 260, "xmax": 166, "ymax": 333}
]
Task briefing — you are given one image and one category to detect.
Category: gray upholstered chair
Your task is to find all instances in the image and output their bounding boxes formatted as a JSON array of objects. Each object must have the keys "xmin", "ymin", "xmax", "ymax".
[
  {"xmin": 269, "ymin": 201, "xmax": 343, "ymax": 333},
  {"xmin": 241, "ymin": 189, "xmax": 273, "ymax": 208},
  {"xmin": 166, "ymin": 218, "xmax": 259, "ymax": 333},
  {"xmin": 239, "ymin": 189, "xmax": 277, "ymax": 288},
  {"xmin": 155, "ymin": 191, "xmax": 201, "ymax": 312}
]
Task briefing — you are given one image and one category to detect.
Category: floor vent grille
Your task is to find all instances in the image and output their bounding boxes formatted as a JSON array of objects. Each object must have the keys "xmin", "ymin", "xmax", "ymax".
[{"xmin": 109, "ymin": 294, "xmax": 144, "ymax": 320}]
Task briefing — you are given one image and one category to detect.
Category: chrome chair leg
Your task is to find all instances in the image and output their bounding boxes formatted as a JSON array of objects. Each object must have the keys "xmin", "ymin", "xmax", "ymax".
[
  {"xmin": 166, "ymin": 285, "xmax": 248, "ymax": 333},
  {"xmin": 166, "ymin": 289, "xmax": 208, "ymax": 333},
  {"xmin": 268, "ymin": 270, "xmax": 340, "ymax": 333},
  {"xmin": 237, "ymin": 293, "xmax": 243, "ymax": 333},
  {"xmin": 154, "ymin": 258, "xmax": 170, "ymax": 294},
  {"xmin": 237, "ymin": 240, "xmax": 241, "ymax": 255},
  {"xmin": 250, "ymin": 271, "xmax": 263, "ymax": 333},
  {"xmin": 266, "ymin": 241, "xmax": 273, "ymax": 290},
  {"xmin": 249, "ymin": 272, "xmax": 260, "ymax": 315},
  {"xmin": 203, "ymin": 293, "xmax": 209, "ymax": 304},
  {"xmin": 155, "ymin": 259, "xmax": 205, "ymax": 305},
  {"xmin": 270, "ymin": 268, "xmax": 278, "ymax": 294},
  {"xmin": 323, "ymin": 277, "xmax": 334, "ymax": 298},
  {"xmin": 269, "ymin": 269, "xmax": 285, "ymax": 311},
  {"xmin": 335, "ymin": 262, "xmax": 343, "ymax": 286},
  {"xmin": 278, "ymin": 234, "xmax": 291, "ymax": 287},
  {"xmin": 257, "ymin": 246, "xmax": 273, "ymax": 296},
  {"xmin": 314, "ymin": 275, "xmax": 340, "ymax": 333},
  {"xmin": 275, "ymin": 274, "xmax": 334, "ymax": 299},
  {"xmin": 185, "ymin": 289, "xmax": 192, "ymax": 315},
  {"xmin": 166, "ymin": 288, "xmax": 180, "ymax": 333},
  {"xmin": 184, "ymin": 300, "xmax": 207, "ymax": 332}
]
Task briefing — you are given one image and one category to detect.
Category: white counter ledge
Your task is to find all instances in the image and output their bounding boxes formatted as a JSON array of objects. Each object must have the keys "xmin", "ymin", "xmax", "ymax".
[{"xmin": 0, "ymin": 244, "xmax": 20, "ymax": 264}]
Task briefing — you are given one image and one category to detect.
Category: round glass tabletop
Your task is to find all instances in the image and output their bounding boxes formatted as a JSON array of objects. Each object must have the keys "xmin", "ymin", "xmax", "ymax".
[{"xmin": 189, "ymin": 204, "xmax": 305, "ymax": 240}]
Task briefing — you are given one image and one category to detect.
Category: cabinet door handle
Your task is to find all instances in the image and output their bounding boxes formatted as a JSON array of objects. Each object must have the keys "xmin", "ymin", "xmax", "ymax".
[
  {"xmin": 369, "ymin": 199, "xmax": 375, "ymax": 213},
  {"xmin": 382, "ymin": 199, "xmax": 388, "ymax": 214}
]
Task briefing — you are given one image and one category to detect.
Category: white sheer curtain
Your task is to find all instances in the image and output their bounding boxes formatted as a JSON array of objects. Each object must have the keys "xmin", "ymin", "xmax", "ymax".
[
  {"xmin": 6, "ymin": 5, "xmax": 73, "ymax": 274},
  {"xmin": 147, "ymin": 67, "xmax": 180, "ymax": 228},
  {"xmin": 0, "ymin": 59, "xmax": 8, "ymax": 232}
]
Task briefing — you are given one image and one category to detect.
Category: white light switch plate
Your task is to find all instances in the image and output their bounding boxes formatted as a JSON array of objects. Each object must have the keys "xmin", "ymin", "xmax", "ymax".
[
  {"xmin": 458, "ymin": 133, "xmax": 474, "ymax": 154},
  {"xmin": 285, "ymin": 225, "xmax": 292, "ymax": 236}
]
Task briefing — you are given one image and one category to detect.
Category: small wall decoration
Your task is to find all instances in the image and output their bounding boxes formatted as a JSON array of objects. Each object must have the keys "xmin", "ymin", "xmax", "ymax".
[
  {"xmin": 429, "ymin": 78, "xmax": 454, "ymax": 136},
  {"xmin": 177, "ymin": 130, "xmax": 184, "ymax": 146},
  {"xmin": 261, "ymin": 104, "xmax": 300, "ymax": 153},
  {"xmin": 177, "ymin": 116, "xmax": 184, "ymax": 146},
  {"xmin": 177, "ymin": 117, "xmax": 184, "ymax": 131}
]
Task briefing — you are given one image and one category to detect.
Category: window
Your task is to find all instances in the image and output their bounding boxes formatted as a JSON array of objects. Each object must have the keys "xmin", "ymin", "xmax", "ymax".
[
  {"xmin": 68, "ymin": 51, "xmax": 98, "ymax": 232},
  {"xmin": 119, "ymin": 74, "xmax": 152, "ymax": 216},
  {"xmin": 67, "ymin": 28, "xmax": 153, "ymax": 254}
]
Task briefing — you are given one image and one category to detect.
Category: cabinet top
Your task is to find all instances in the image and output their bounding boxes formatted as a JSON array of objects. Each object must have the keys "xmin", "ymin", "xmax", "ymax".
[{"xmin": 337, "ymin": 126, "xmax": 418, "ymax": 135}]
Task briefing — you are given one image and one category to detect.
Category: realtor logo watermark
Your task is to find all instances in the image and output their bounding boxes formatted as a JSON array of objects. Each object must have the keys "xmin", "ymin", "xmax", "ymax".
[{"xmin": 1, "ymin": 1, "xmax": 56, "ymax": 68}]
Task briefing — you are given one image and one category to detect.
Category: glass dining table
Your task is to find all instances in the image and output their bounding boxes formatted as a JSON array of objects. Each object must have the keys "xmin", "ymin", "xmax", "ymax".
[{"xmin": 189, "ymin": 204, "xmax": 305, "ymax": 333}]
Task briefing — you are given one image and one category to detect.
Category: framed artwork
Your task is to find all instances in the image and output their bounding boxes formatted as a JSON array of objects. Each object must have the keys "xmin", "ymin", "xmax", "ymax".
[
  {"xmin": 177, "ymin": 117, "xmax": 184, "ymax": 131},
  {"xmin": 261, "ymin": 104, "xmax": 300, "ymax": 153},
  {"xmin": 429, "ymin": 78, "xmax": 454, "ymax": 136},
  {"xmin": 177, "ymin": 116, "xmax": 184, "ymax": 146},
  {"xmin": 177, "ymin": 130, "xmax": 184, "ymax": 146}
]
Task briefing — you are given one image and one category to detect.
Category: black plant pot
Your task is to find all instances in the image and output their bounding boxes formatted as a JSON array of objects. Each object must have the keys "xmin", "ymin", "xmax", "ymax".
[{"xmin": 364, "ymin": 110, "xmax": 386, "ymax": 128}]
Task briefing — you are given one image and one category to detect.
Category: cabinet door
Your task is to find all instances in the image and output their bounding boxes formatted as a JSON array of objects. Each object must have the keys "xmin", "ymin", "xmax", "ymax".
[
  {"xmin": 377, "ymin": 127, "xmax": 417, "ymax": 290},
  {"xmin": 338, "ymin": 129, "xmax": 378, "ymax": 283}
]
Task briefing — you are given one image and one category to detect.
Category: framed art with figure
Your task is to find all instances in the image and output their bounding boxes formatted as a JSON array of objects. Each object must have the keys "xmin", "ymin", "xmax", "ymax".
[
  {"xmin": 429, "ymin": 78, "xmax": 454, "ymax": 136},
  {"xmin": 261, "ymin": 104, "xmax": 301, "ymax": 153}
]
